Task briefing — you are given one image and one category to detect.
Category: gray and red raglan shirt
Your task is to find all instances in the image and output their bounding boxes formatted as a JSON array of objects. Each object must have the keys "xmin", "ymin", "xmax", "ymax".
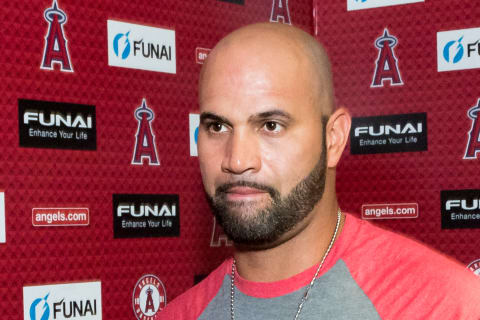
[{"xmin": 159, "ymin": 214, "xmax": 480, "ymax": 319}]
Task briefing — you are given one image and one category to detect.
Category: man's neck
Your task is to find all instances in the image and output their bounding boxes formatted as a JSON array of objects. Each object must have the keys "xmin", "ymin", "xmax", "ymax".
[{"xmin": 233, "ymin": 200, "xmax": 344, "ymax": 283}]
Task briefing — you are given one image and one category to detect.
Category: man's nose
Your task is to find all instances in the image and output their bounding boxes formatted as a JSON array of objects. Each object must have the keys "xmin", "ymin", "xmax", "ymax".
[{"xmin": 221, "ymin": 130, "xmax": 261, "ymax": 175}]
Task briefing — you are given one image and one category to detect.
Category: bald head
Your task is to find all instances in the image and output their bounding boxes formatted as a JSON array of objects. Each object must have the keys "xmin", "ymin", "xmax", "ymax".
[{"xmin": 199, "ymin": 23, "xmax": 335, "ymax": 117}]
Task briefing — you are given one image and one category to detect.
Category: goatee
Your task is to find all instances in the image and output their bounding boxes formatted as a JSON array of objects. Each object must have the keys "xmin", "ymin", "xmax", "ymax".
[{"xmin": 206, "ymin": 128, "xmax": 327, "ymax": 246}]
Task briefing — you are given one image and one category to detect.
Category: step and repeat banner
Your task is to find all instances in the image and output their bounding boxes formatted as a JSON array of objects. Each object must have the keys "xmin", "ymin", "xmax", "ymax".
[
  {"xmin": 314, "ymin": 0, "xmax": 479, "ymax": 277},
  {"xmin": 2, "ymin": 0, "xmax": 478, "ymax": 319},
  {"xmin": 0, "ymin": 0, "xmax": 313, "ymax": 319}
]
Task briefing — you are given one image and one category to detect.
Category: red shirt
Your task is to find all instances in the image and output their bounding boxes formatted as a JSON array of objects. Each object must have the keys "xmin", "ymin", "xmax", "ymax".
[{"xmin": 160, "ymin": 214, "xmax": 480, "ymax": 319}]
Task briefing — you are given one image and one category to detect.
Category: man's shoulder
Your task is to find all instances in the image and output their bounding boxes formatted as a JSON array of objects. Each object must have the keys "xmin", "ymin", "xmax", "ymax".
[
  {"xmin": 157, "ymin": 258, "xmax": 232, "ymax": 320},
  {"xmin": 341, "ymin": 214, "xmax": 480, "ymax": 319},
  {"xmin": 344, "ymin": 214, "xmax": 468, "ymax": 272},
  {"xmin": 343, "ymin": 214, "xmax": 476, "ymax": 282}
]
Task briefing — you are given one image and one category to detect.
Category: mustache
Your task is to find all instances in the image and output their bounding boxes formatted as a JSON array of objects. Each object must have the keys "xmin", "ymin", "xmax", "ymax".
[{"xmin": 215, "ymin": 181, "xmax": 278, "ymax": 198}]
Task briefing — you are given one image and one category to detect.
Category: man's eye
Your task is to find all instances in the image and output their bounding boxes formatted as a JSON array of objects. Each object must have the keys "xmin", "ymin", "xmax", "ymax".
[
  {"xmin": 208, "ymin": 122, "xmax": 228, "ymax": 133},
  {"xmin": 263, "ymin": 121, "xmax": 282, "ymax": 133}
]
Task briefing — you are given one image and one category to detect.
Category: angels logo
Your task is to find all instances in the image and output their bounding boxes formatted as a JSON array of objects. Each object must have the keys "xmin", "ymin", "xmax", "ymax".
[
  {"xmin": 132, "ymin": 275, "xmax": 166, "ymax": 320},
  {"xmin": 41, "ymin": 0, "xmax": 73, "ymax": 72},
  {"xmin": 132, "ymin": 99, "xmax": 160, "ymax": 166},
  {"xmin": 371, "ymin": 29, "xmax": 403, "ymax": 88},
  {"xmin": 464, "ymin": 99, "xmax": 480, "ymax": 160},
  {"xmin": 270, "ymin": 0, "xmax": 291, "ymax": 25},
  {"xmin": 467, "ymin": 259, "xmax": 480, "ymax": 277},
  {"xmin": 210, "ymin": 217, "xmax": 233, "ymax": 247}
]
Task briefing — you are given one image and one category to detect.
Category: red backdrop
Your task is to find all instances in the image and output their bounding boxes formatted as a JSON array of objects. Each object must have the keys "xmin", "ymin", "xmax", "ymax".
[{"xmin": 1, "ymin": 1, "xmax": 478, "ymax": 319}]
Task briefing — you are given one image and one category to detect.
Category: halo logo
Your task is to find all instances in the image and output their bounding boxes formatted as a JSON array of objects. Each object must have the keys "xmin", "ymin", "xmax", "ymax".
[
  {"xmin": 132, "ymin": 275, "xmax": 167, "ymax": 319},
  {"xmin": 270, "ymin": 0, "xmax": 291, "ymax": 25},
  {"xmin": 443, "ymin": 36, "xmax": 464, "ymax": 64},
  {"xmin": 132, "ymin": 99, "xmax": 160, "ymax": 166},
  {"xmin": 29, "ymin": 293, "xmax": 50, "ymax": 320},
  {"xmin": 113, "ymin": 31, "xmax": 131, "ymax": 59},
  {"xmin": 371, "ymin": 29, "xmax": 403, "ymax": 88},
  {"xmin": 40, "ymin": 0, "xmax": 73, "ymax": 72},
  {"xmin": 464, "ymin": 99, "xmax": 480, "ymax": 159}
]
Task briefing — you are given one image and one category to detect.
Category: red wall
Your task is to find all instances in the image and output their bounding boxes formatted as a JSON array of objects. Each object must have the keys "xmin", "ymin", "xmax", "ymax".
[{"xmin": 3, "ymin": 1, "xmax": 478, "ymax": 319}]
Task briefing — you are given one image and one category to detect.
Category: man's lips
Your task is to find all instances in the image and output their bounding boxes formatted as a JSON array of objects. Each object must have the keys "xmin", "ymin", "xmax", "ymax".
[
  {"xmin": 227, "ymin": 186, "xmax": 267, "ymax": 194},
  {"xmin": 224, "ymin": 186, "xmax": 269, "ymax": 200}
]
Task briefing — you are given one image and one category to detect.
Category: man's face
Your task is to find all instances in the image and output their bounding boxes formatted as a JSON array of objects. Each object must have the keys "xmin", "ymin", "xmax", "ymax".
[{"xmin": 198, "ymin": 39, "xmax": 328, "ymax": 246}]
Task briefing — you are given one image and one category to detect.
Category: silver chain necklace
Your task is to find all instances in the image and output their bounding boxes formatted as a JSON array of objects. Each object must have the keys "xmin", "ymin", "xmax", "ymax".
[{"xmin": 230, "ymin": 208, "xmax": 342, "ymax": 320}]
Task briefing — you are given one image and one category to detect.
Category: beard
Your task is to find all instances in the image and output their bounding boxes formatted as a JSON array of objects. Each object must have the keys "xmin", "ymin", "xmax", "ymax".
[{"xmin": 206, "ymin": 127, "xmax": 327, "ymax": 246}]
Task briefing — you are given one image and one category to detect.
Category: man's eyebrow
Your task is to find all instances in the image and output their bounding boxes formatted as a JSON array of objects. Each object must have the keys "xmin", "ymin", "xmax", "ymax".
[
  {"xmin": 248, "ymin": 110, "xmax": 293, "ymax": 122},
  {"xmin": 200, "ymin": 112, "xmax": 233, "ymax": 127}
]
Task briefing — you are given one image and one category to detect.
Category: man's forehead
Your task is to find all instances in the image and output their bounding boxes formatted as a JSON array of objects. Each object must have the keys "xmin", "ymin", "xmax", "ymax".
[
  {"xmin": 199, "ymin": 23, "xmax": 334, "ymax": 118},
  {"xmin": 200, "ymin": 109, "xmax": 294, "ymax": 124},
  {"xmin": 203, "ymin": 42, "xmax": 302, "ymax": 83},
  {"xmin": 199, "ymin": 42, "xmax": 310, "ymax": 104}
]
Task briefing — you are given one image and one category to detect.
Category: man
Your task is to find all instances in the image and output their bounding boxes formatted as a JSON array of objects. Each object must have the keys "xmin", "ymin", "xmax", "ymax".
[{"xmin": 160, "ymin": 23, "xmax": 480, "ymax": 319}]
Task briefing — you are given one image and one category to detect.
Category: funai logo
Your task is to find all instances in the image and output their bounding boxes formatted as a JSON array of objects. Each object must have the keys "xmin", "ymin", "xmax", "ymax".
[
  {"xmin": 113, "ymin": 194, "xmax": 180, "ymax": 238},
  {"xmin": 189, "ymin": 113, "xmax": 199, "ymax": 157},
  {"xmin": 443, "ymin": 36, "xmax": 464, "ymax": 64},
  {"xmin": 23, "ymin": 281, "xmax": 102, "ymax": 320},
  {"xmin": 347, "ymin": 0, "xmax": 423, "ymax": 11},
  {"xmin": 29, "ymin": 293, "xmax": 50, "ymax": 320},
  {"xmin": 107, "ymin": 20, "xmax": 176, "ymax": 74},
  {"xmin": 438, "ymin": 27, "xmax": 480, "ymax": 72},
  {"xmin": 441, "ymin": 190, "xmax": 480, "ymax": 229},
  {"xmin": 113, "ymin": 31, "xmax": 131, "ymax": 60}
]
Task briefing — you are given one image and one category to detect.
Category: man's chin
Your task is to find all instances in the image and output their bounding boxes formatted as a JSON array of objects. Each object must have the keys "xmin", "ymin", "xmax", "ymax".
[
  {"xmin": 214, "ymin": 210, "xmax": 281, "ymax": 247},
  {"xmin": 229, "ymin": 221, "xmax": 308, "ymax": 250},
  {"xmin": 215, "ymin": 202, "xmax": 314, "ymax": 249},
  {"xmin": 222, "ymin": 200, "xmax": 271, "ymax": 216}
]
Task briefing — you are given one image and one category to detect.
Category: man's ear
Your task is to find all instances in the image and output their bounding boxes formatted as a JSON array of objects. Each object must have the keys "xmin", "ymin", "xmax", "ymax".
[{"xmin": 326, "ymin": 107, "xmax": 351, "ymax": 168}]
